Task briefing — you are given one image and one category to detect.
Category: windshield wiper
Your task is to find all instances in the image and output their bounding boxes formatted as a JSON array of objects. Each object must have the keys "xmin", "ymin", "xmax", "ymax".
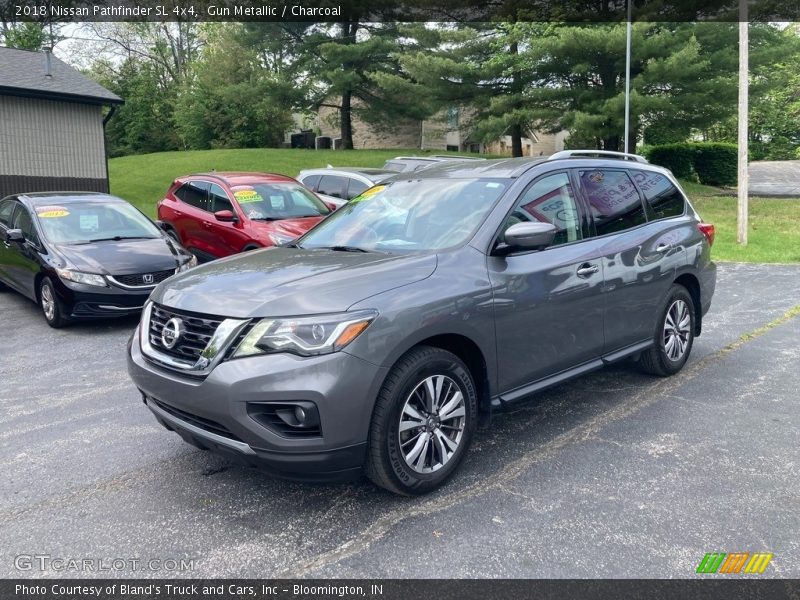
[
  {"xmin": 88, "ymin": 236, "xmax": 156, "ymax": 242},
  {"xmin": 322, "ymin": 245, "xmax": 369, "ymax": 253},
  {"xmin": 251, "ymin": 217, "xmax": 280, "ymax": 221}
]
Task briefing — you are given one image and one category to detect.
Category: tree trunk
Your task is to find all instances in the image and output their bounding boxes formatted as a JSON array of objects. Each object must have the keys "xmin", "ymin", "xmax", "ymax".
[
  {"xmin": 511, "ymin": 124, "xmax": 524, "ymax": 157},
  {"xmin": 340, "ymin": 89, "xmax": 354, "ymax": 149},
  {"xmin": 603, "ymin": 135, "xmax": 620, "ymax": 151}
]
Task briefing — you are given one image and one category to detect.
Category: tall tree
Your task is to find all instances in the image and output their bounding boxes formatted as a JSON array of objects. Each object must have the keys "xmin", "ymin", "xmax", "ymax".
[{"xmin": 517, "ymin": 22, "xmax": 787, "ymax": 151}]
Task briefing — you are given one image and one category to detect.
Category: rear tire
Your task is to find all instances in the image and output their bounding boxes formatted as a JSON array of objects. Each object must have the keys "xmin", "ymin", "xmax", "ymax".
[
  {"xmin": 366, "ymin": 346, "xmax": 477, "ymax": 495},
  {"xmin": 638, "ymin": 284, "xmax": 695, "ymax": 376},
  {"xmin": 39, "ymin": 277, "xmax": 70, "ymax": 328}
]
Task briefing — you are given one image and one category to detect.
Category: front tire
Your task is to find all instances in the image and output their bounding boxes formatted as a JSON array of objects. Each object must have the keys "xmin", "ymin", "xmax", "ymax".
[
  {"xmin": 39, "ymin": 277, "xmax": 69, "ymax": 328},
  {"xmin": 638, "ymin": 284, "xmax": 695, "ymax": 376},
  {"xmin": 366, "ymin": 346, "xmax": 477, "ymax": 495}
]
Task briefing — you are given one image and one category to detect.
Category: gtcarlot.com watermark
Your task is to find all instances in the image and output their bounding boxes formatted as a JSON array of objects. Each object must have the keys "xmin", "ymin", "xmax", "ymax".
[{"xmin": 14, "ymin": 554, "xmax": 194, "ymax": 573}]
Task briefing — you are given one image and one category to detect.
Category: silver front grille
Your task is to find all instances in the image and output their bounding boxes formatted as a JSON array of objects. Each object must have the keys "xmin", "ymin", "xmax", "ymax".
[
  {"xmin": 140, "ymin": 303, "xmax": 248, "ymax": 375},
  {"xmin": 149, "ymin": 304, "xmax": 223, "ymax": 362}
]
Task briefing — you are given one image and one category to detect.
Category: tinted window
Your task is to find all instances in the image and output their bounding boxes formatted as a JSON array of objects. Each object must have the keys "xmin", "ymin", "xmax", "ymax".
[
  {"xmin": 346, "ymin": 178, "xmax": 369, "ymax": 200},
  {"xmin": 208, "ymin": 184, "xmax": 233, "ymax": 213},
  {"xmin": 503, "ymin": 173, "xmax": 582, "ymax": 247},
  {"xmin": 13, "ymin": 206, "xmax": 39, "ymax": 244},
  {"xmin": 300, "ymin": 174, "xmax": 321, "ymax": 190},
  {"xmin": 0, "ymin": 200, "xmax": 15, "ymax": 226},
  {"xmin": 631, "ymin": 170, "xmax": 686, "ymax": 220},
  {"xmin": 579, "ymin": 170, "xmax": 646, "ymax": 236},
  {"xmin": 176, "ymin": 181, "xmax": 209, "ymax": 211},
  {"xmin": 317, "ymin": 176, "xmax": 347, "ymax": 199}
]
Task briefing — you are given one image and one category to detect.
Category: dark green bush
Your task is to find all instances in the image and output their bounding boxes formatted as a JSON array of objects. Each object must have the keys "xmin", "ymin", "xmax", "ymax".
[
  {"xmin": 644, "ymin": 143, "xmax": 696, "ymax": 179},
  {"xmin": 693, "ymin": 142, "xmax": 738, "ymax": 186},
  {"xmin": 645, "ymin": 142, "xmax": 738, "ymax": 186}
]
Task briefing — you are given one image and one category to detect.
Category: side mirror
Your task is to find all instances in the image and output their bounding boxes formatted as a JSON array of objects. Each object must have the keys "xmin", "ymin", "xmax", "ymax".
[
  {"xmin": 5, "ymin": 229, "xmax": 24, "ymax": 243},
  {"xmin": 214, "ymin": 210, "xmax": 238, "ymax": 222},
  {"xmin": 497, "ymin": 222, "xmax": 557, "ymax": 254},
  {"xmin": 324, "ymin": 201, "xmax": 338, "ymax": 212}
]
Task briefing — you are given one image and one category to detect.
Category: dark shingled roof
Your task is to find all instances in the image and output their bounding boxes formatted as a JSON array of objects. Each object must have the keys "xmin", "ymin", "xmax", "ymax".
[{"xmin": 0, "ymin": 46, "xmax": 122, "ymax": 105}]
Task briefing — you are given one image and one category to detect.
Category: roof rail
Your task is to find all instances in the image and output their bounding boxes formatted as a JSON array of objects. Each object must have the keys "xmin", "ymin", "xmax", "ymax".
[{"xmin": 548, "ymin": 150, "xmax": 648, "ymax": 164}]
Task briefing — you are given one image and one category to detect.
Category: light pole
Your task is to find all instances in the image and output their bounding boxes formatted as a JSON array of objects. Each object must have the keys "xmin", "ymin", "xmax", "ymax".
[
  {"xmin": 623, "ymin": 0, "xmax": 632, "ymax": 153},
  {"xmin": 737, "ymin": 0, "xmax": 749, "ymax": 245}
]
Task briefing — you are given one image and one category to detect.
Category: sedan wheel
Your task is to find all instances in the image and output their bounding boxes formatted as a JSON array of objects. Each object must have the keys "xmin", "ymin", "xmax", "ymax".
[{"xmin": 39, "ymin": 277, "xmax": 69, "ymax": 328}]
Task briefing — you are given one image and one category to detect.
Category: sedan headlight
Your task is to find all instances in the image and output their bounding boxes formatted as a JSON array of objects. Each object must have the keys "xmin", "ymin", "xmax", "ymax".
[
  {"xmin": 233, "ymin": 310, "xmax": 377, "ymax": 358},
  {"xmin": 55, "ymin": 268, "xmax": 107, "ymax": 287},
  {"xmin": 176, "ymin": 254, "xmax": 198, "ymax": 272},
  {"xmin": 268, "ymin": 232, "xmax": 296, "ymax": 246}
]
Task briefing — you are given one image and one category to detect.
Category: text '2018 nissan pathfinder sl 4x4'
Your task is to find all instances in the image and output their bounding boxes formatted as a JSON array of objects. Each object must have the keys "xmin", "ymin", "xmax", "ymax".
[{"xmin": 128, "ymin": 151, "xmax": 716, "ymax": 495}]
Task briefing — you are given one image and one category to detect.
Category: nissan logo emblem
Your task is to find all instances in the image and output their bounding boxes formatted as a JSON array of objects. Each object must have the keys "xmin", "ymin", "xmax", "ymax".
[{"xmin": 161, "ymin": 317, "xmax": 184, "ymax": 349}]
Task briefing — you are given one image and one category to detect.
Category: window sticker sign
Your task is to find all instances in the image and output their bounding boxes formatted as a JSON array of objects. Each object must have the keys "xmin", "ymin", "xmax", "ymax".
[
  {"xmin": 35, "ymin": 206, "xmax": 69, "ymax": 218},
  {"xmin": 351, "ymin": 185, "xmax": 386, "ymax": 203},
  {"xmin": 233, "ymin": 189, "xmax": 263, "ymax": 203},
  {"xmin": 79, "ymin": 214, "xmax": 100, "ymax": 231}
]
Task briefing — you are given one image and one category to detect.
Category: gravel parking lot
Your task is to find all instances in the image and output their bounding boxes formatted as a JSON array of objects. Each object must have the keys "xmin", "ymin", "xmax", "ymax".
[{"xmin": 1, "ymin": 262, "xmax": 799, "ymax": 578}]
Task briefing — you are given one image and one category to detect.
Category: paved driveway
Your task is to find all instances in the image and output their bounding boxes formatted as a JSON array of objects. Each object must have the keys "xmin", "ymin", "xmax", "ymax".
[
  {"xmin": 1, "ymin": 262, "xmax": 799, "ymax": 578},
  {"xmin": 750, "ymin": 161, "xmax": 800, "ymax": 197}
]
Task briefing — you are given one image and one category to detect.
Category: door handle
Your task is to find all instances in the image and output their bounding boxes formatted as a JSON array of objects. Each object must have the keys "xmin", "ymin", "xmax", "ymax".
[
  {"xmin": 576, "ymin": 263, "xmax": 599, "ymax": 277},
  {"xmin": 655, "ymin": 243, "xmax": 673, "ymax": 253}
]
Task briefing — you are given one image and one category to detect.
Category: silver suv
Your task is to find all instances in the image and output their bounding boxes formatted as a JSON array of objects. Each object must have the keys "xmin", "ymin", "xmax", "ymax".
[{"xmin": 127, "ymin": 151, "xmax": 716, "ymax": 495}]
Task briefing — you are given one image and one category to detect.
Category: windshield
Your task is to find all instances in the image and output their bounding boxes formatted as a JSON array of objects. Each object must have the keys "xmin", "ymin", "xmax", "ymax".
[
  {"xmin": 298, "ymin": 178, "xmax": 508, "ymax": 252},
  {"xmin": 34, "ymin": 201, "xmax": 161, "ymax": 244},
  {"xmin": 231, "ymin": 183, "xmax": 331, "ymax": 220}
]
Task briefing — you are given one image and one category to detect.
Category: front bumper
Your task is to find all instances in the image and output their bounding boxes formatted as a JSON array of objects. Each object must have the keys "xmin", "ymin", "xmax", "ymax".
[
  {"xmin": 127, "ymin": 329, "xmax": 389, "ymax": 481},
  {"xmin": 55, "ymin": 279, "xmax": 151, "ymax": 318}
]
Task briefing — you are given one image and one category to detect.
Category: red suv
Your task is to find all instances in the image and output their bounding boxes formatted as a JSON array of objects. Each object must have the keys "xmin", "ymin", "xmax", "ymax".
[{"xmin": 157, "ymin": 172, "xmax": 331, "ymax": 261}]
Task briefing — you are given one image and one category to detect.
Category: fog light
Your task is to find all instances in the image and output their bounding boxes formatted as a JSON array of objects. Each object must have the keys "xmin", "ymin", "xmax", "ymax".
[{"xmin": 294, "ymin": 406, "xmax": 307, "ymax": 424}]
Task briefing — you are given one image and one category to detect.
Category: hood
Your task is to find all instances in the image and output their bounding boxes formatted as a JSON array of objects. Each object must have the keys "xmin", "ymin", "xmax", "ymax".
[
  {"xmin": 153, "ymin": 248, "xmax": 437, "ymax": 318},
  {"xmin": 55, "ymin": 237, "xmax": 186, "ymax": 275},
  {"xmin": 250, "ymin": 216, "xmax": 324, "ymax": 241}
]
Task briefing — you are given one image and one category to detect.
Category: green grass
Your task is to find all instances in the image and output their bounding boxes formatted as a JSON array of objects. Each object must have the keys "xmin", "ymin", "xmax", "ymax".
[
  {"xmin": 108, "ymin": 148, "xmax": 800, "ymax": 264},
  {"xmin": 108, "ymin": 148, "xmax": 463, "ymax": 216},
  {"xmin": 689, "ymin": 193, "xmax": 800, "ymax": 264}
]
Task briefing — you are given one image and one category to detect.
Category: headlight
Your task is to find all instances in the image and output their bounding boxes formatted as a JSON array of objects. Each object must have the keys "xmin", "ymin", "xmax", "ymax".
[
  {"xmin": 177, "ymin": 254, "xmax": 198, "ymax": 272},
  {"xmin": 233, "ymin": 310, "xmax": 377, "ymax": 358},
  {"xmin": 55, "ymin": 268, "xmax": 107, "ymax": 287},
  {"xmin": 268, "ymin": 232, "xmax": 295, "ymax": 246}
]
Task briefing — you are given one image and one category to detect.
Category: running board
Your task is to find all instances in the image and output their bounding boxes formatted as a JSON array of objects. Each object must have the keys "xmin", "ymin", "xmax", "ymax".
[{"xmin": 493, "ymin": 340, "xmax": 654, "ymax": 407}]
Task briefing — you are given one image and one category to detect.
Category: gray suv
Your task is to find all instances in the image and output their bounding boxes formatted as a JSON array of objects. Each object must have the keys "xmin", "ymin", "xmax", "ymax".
[{"xmin": 127, "ymin": 151, "xmax": 716, "ymax": 495}]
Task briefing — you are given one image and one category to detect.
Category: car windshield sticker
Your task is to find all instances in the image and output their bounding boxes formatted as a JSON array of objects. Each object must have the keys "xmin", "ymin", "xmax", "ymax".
[
  {"xmin": 36, "ymin": 206, "xmax": 69, "ymax": 218},
  {"xmin": 247, "ymin": 209, "xmax": 266, "ymax": 219},
  {"xmin": 269, "ymin": 195, "xmax": 286, "ymax": 210},
  {"xmin": 79, "ymin": 214, "xmax": 100, "ymax": 231},
  {"xmin": 351, "ymin": 185, "xmax": 386, "ymax": 203},
  {"xmin": 233, "ymin": 189, "xmax": 263, "ymax": 203}
]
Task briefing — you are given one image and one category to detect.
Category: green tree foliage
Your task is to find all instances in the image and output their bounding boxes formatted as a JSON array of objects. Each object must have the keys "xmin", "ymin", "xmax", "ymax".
[
  {"xmin": 393, "ymin": 22, "xmax": 542, "ymax": 157},
  {"xmin": 288, "ymin": 1, "xmax": 419, "ymax": 149},
  {"xmin": 1, "ymin": 22, "xmax": 48, "ymax": 50},
  {"xmin": 518, "ymin": 22, "xmax": 788, "ymax": 152},
  {"xmin": 91, "ymin": 58, "xmax": 180, "ymax": 157},
  {"xmin": 173, "ymin": 24, "xmax": 293, "ymax": 149}
]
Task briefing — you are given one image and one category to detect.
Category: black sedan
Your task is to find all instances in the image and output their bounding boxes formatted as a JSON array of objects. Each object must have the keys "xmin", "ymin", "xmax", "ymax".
[{"xmin": 0, "ymin": 192, "xmax": 196, "ymax": 327}]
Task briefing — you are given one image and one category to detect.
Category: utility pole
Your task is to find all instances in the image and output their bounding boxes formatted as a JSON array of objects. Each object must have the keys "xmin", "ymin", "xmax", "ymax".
[
  {"xmin": 737, "ymin": 0, "xmax": 749, "ymax": 245},
  {"xmin": 623, "ymin": 0, "xmax": 632, "ymax": 153}
]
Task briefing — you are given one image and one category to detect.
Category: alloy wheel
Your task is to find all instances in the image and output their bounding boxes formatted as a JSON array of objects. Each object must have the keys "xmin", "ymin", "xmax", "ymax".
[
  {"xmin": 398, "ymin": 374, "xmax": 466, "ymax": 473},
  {"xmin": 663, "ymin": 299, "xmax": 691, "ymax": 361},
  {"xmin": 41, "ymin": 284, "xmax": 56, "ymax": 322}
]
